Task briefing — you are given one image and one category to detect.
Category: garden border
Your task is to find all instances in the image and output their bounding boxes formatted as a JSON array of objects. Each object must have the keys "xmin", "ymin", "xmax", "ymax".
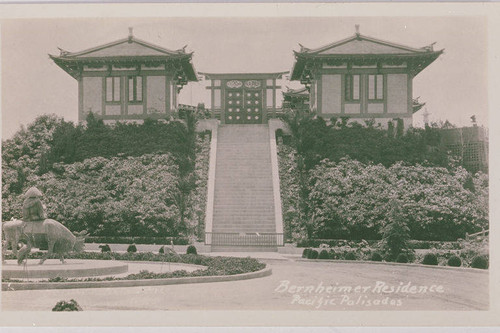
[
  {"xmin": 2, "ymin": 266, "xmax": 272, "ymax": 291},
  {"xmin": 294, "ymin": 258, "xmax": 489, "ymax": 273}
]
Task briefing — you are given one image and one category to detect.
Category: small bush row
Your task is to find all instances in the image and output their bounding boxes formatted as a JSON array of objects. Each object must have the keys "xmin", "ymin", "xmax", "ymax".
[
  {"xmin": 297, "ymin": 239, "xmax": 461, "ymax": 250},
  {"xmin": 101, "ymin": 244, "xmax": 198, "ymax": 255},
  {"xmin": 300, "ymin": 248, "xmax": 488, "ymax": 269},
  {"xmin": 86, "ymin": 236, "xmax": 190, "ymax": 245}
]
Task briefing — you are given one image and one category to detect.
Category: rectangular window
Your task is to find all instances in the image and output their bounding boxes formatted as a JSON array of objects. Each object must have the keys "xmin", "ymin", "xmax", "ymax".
[
  {"xmin": 213, "ymin": 89, "xmax": 221, "ymax": 108},
  {"xmin": 266, "ymin": 79, "xmax": 274, "ymax": 87},
  {"xmin": 213, "ymin": 79, "xmax": 221, "ymax": 87},
  {"xmin": 266, "ymin": 89, "xmax": 274, "ymax": 108},
  {"xmin": 345, "ymin": 74, "xmax": 360, "ymax": 101},
  {"xmin": 128, "ymin": 76, "xmax": 143, "ymax": 102},
  {"xmin": 368, "ymin": 74, "xmax": 384, "ymax": 100},
  {"xmin": 106, "ymin": 77, "xmax": 121, "ymax": 102}
]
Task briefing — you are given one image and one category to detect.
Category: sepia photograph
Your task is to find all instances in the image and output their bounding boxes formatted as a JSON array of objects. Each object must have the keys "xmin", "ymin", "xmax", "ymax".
[{"xmin": 0, "ymin": 3, "xmax": 497, "ymax": 328}]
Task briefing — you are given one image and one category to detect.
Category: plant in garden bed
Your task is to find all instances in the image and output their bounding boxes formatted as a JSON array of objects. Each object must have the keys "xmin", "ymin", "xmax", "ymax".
[
  {"xmin": 379, "ymin": 199, "xmax": 413, "ymax": 262},
  {"xmin": 2, "ymin": 252, "xmax": 266, "ymax": 283},
  {"xmin": 308, "ymin": 250, "xmax": 319, "ymax": 259},
  {"xmin": 370, "ymin": 252, "xmax": 383, "ymax": 262},
  {"xmin": 186, "ymin": 245, "xmax": 197, "ymax": 255},
  {"xmin": 127, "ymin": 244, "xmax": 137, "ymax": 253},
  {"xmin": 52, "ymin": 299, "xmax": 82, "ymax": 311},
  {"xmin": 422, "ymin": 253, "xmax": 438, "ymax": 265},
  {"xmin": 447, "ymin": 255, "xmax": 462, "ymax": 267},
  {"xmin": 318, "ymin": 250, "xmax": 330, "ymax": 259},
  {"xmin": 471, "ymin": 255, "xmax": 488, "ymax": 269},
  {"xmin": 396, "ymin": 253, "xmax": 409, "ymax": 263}
]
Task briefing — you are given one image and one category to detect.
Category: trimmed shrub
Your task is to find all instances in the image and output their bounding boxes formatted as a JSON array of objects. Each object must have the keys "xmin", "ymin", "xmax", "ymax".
[
  {"xmin": 52, "ymin": 299, "xmax": 82, "ymax": 311},
  {"xmin": 344, "ymin": 252, "xmax": 357, "ymax": 261},
  {"xmin": 308, "ymin": 250, "xmax": 319, "ymax": 259},
  {"xmin": 127, "ymin": 244, "xmax": 137, "ymax": 253},
  {"xmin": 471, "ymin": 255, "xmax": 488, "ymax": 269},
  {"xmin": 422, "ymin": 253, "xmax": 438, "ymax": 265},
  {"xmin": 318, "ymin": 250, "xmax": 330, "ymax": 259},
  {"xmin": 328, "ymin": 250, "xmax": 336, "ymax": 259},
  {"xmin": 446, "ymin": 255, "xmax": 462, "ymax": 267},
  {"xmin": 302, "ymin": 248, "xmax": 311, "ymax": 258},
  {"xmin": 186, "ymin": 245, "xmax": 197, "ymax": 255},
  {"xmin": 396, "ymin": 253, "xmax": 409, "ymax": 263},
  {"xmin": 99, "ymin": 244, "xmax": 111, "ymax": 253},
  {"xmin": 159, "ymin": 246, "xmax": 165, "ymax": 254},
  {"xmin": 370, "ymin": 252, "xmax": 383, "ymax": 262}
]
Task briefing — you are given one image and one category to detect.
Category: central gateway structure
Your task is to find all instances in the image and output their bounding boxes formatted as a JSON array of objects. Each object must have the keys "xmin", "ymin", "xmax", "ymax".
[{"xmin": 201, "ymin": 72, "xmax": 287, "ymax": 124}]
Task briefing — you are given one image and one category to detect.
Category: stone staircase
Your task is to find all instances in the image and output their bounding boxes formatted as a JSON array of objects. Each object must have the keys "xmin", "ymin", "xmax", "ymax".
[{"xmin": 210, "ymin": 124, "xmax": 280, "ymax": 251}]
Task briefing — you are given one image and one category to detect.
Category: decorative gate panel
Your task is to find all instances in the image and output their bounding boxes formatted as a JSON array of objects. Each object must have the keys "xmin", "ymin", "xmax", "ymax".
[
  {"xmin": 225, "ymin": 80, "xmax": 263, "ymax": 124},
  {"xmin": 225, "ymin": 88, "xmax": 244, "ymax": 124}
]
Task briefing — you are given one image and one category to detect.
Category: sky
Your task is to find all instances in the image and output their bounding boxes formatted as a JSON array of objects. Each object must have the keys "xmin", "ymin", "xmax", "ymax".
[{"xmin": 1, "ymin": 16, "xmax": 488, "ymax": 139}]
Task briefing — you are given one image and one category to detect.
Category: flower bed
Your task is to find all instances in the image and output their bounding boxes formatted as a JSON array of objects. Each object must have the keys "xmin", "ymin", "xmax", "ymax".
[{"xmin": 2, "ymin": 252, "xmax": 266, "ymax": 283}]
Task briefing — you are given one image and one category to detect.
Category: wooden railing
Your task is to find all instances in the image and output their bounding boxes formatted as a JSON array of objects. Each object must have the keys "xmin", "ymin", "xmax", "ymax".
[{"xmin": 205, "ymin": 232, "xmax": 284, "ymax": 247}]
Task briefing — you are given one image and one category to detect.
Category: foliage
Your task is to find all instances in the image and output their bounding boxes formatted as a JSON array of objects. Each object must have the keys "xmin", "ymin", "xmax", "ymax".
[
  {"xmin": 318, "ymin": 250, "xmax": 330, "ymax": 259},
  {"xmin": 52, "ymin": 299, "xmax": 82, "ymax": 311},
  {"xmin": 422, "ymin": 253, "xmax": 438, "ymax": 265},
  {"xmin": 308, "ymin": 250, "xmax": 319, "ymax": 259},
  {"xmin": 471, "ymin": 255, "xmax": 488, "ymax": 269},
  {"xmin": 344, "ymin": 252, "xmax": 357, "ymax": 260},
  {"xmin": 3, "ymin": 252, "xmax": 266, "ymax": 283},
  {"xmin": 379, "ymin": 200, "xmax": 412, "ymax": 261},
  {"xmin": 159, "ymin": 246, "xmax": 165, "ymax": 254},
  {"xmin": 86, "ymin": 236, "xmax": 189, "ymax": 245},
  {"xmin": 408, "ymin": 240, "xmax": 461, "ymax": 250},
  {"xmin": 302, "ymin": 248, "xmax": 311, "ymax": 258},
  {"xmin": 281, "ymin": 109, "xmax": 453, "ymax": 172},
  {"xmin": 370, "ymin": 252, "xmax": 383, "ymax": 262},
  {"xmin": 296, "ymin": 239, "xmax": 379, "ymax": 248},
  {"xmin": 395, "ymin": 253, "xmax": 409, "ymax": 263},
  {"xmin": 2, "ymin": 113, "xmax": 210, "ymax": 240},
  {"xmin": 305, "ymin": 158, "xmax": 488, "ymax": 241},
  {"xmin": 186, "ymin": 245, "xmax": 197, "ymax": 255},
  {"xmin": 99, "ymin": 244, "xmax": 111, "ymax": 253},
  {"xmin": 278, "ymin": 111, "xmax": 488, "ymax": 244},
  {"xmin": 127, "ymin": 244, "xmax": 137, "ymax": 253},
  {"xmin": 447, "ymin": 255, "xmax": 462, "ymax": 267}
]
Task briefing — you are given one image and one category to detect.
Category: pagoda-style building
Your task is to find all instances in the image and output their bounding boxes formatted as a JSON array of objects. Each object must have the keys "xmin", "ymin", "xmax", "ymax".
[
  {"xmin": 50, "ymin": 28, "xmax": 197, "ymax": 123},
  {"xmin": 282, "ymin": 87, "xmax": 310, "ymax": 112},
  {"xmin": 290, "ymin": 26, "xmax": 443, "ymax": 128}
]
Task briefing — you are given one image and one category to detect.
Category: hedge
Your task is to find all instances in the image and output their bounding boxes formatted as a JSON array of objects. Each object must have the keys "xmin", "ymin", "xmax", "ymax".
[
  {"xmin": 2, "ymin": 251, "xmax": 266, "ymax": 282},
  {"xmin": 85, "ymin": 236, "xmax": 190, "ymax": 245}
]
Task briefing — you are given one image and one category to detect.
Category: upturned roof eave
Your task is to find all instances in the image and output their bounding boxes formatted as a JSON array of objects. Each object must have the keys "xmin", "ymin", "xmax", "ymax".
[
  {"xmin": 295, "ymin": 33, "xmax": 437, "ymax": 55},
  {"xmin": 49, "ymin": 52, "xmax": 193, "ymax": 63},
  {"xmin": 57, "ymin": 36, "xmax": 184, "ymax": 58},
  {"xmin": 293, "ymin": 49, "xmax": 444, "ymax": 59},
  {"xmin": 50, "ymin": 53, "xmax": 198, "ymax": 82}
]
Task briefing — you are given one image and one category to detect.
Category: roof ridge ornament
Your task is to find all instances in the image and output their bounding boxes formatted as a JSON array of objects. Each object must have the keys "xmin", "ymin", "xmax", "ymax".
[
  {"xmin": 57, "ymin": 47, "xmax": 69, "ymax": 56},
  {"xmin": 298, "ymin": 43, "xmax": 309, "ymax": 52},
  {"xmin": 355, "ymin": 24, "xmax": 361, "ymax": 39},
  {"xmin": 128, "ymin": 27, "xmax": 134, "ymax": 43},
  {"xmin": 422, "ymin": 42, "xmax": 436, "ymax": 52}
]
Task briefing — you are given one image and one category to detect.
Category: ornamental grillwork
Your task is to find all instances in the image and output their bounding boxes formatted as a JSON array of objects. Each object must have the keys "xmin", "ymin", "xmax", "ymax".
[
  {"xmin": 227, "ymin": 80, "xmax": 243, "ymax": 88},
  {"xmin": 244, "ymin": 80, "xmax": 261, "ymax": 89}
]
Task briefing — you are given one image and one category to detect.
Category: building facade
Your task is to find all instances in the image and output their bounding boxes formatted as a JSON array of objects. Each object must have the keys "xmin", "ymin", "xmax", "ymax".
[
  {"xmin": 201, "ymin": 72, "xmax": 287, "ymax": 124},
  {"xmin": 290, "ymin": 27, "xmax": 443, "ymax": 128},
  {"xmin": 51, "ymin": 29, "xmax": 197, "ymax": 123}
]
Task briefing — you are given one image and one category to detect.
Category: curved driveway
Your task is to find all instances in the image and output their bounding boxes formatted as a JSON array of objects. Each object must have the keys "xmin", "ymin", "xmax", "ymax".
[{"xmin": 1, "ymin": 259, "xmax": 488, "ymax": 311}]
